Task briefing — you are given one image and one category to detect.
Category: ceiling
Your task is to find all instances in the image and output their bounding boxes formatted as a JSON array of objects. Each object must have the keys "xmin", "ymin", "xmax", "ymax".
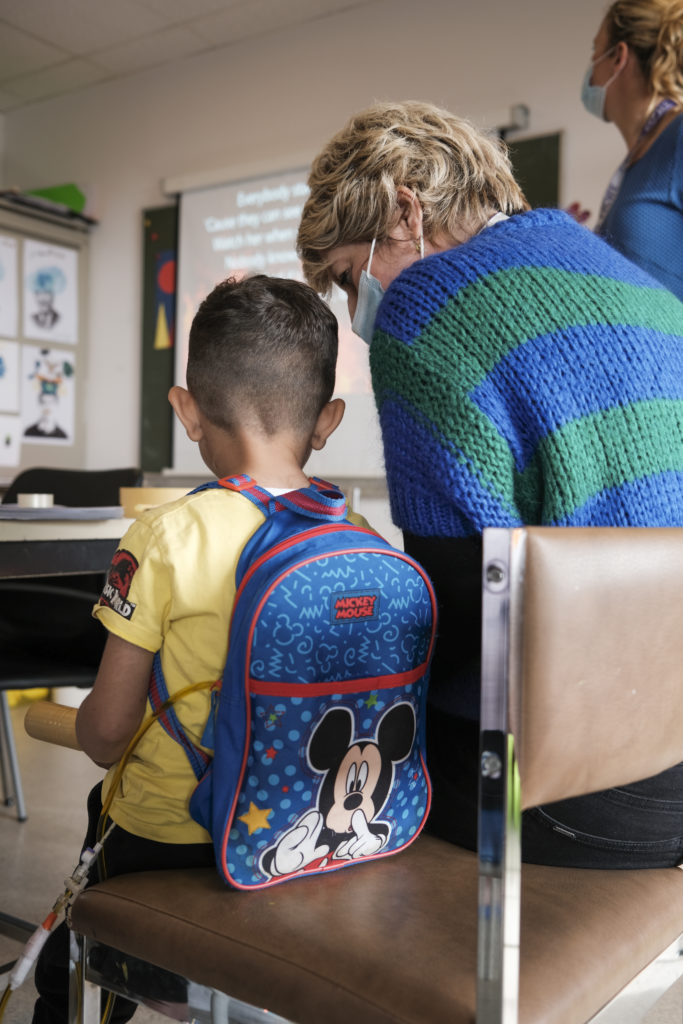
[{"xmin": 0, "ymin": 0, "xmax": 372, "ymax": 114}]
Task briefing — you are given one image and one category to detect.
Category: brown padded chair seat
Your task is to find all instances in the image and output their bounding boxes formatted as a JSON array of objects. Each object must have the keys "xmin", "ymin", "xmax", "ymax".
[{"xmin": 71, "ymin": 834, "xmax": 683, "ymax": 1024}]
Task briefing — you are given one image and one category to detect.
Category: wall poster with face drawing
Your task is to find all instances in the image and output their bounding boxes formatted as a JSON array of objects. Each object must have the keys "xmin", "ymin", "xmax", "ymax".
[
  {"xmin": 21, "ymin": 344, "xmax": 75, "ymax": 444},
  {"xmin": 23, "ymin": 239, "xmax": 78, "ymax": 345},
  {"xmin": 0, "ymin": 235, "xmax": 18, "ymax": 339}
]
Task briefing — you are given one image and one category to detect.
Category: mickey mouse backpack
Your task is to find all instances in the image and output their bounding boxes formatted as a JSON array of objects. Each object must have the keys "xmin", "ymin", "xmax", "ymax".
[{"xmin": 150, "ymin": 475, "xmax": 436, "ymax": 890}]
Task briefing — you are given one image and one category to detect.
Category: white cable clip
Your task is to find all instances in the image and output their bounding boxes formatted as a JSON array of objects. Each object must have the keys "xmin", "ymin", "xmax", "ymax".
[{"xmin": 7, "ymin": 821, "xmax": 116, "ymax": 993}]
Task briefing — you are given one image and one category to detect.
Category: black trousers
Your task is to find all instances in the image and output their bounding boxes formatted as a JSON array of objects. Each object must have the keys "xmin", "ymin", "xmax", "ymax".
[
  {"xmin": 32, "ymin": 782, "xmax": 215, "ymax": 1024},
  {"xmin": 425, "ymin": 706, "xmax": 683, "ymax": 868}
]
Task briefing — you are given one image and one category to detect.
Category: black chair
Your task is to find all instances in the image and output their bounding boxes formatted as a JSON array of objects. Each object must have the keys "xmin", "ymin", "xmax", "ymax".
[
  {"xmin": 0, "ymin": 466, "xmax": 142, "ymax": 820},
  {"xmin": 2, "ymin": 466, "xmax": 142, "ymax": 507}
]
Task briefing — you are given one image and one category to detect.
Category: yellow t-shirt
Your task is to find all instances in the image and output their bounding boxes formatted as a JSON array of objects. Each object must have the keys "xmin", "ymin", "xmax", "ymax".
[{"xmin": 93, "ymin": 484, "xmax": 370, "ymax": 844}]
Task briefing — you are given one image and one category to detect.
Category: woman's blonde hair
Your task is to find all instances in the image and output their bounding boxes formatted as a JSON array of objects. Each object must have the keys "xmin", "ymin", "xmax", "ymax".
[
  {"xmin": 605, "ymin": 0, "xmax": 683, "ymax": 103},
  {"xmin": 297, "ymin": 100, "xmax": 529, "ymax": 293}
]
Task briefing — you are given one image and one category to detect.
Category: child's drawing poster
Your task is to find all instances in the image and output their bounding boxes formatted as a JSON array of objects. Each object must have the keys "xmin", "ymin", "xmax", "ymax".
[
  {"xmin": 23, "ymin": 240, "xmax": 78, "ymax": 345},
  {"xmin": 21, "ymin": 345, "xmax": 75, "ymax": 445},
  {"xmin": 0, "ymin": 415, "xmax": 20, "ymax": 466},
  {"xmin": 0, "ymin": 235, "xmax": 18, "ymax": 339},
  {"xmin": 0, "ymin": 339, "xmax": 19, "ymax": 412}
]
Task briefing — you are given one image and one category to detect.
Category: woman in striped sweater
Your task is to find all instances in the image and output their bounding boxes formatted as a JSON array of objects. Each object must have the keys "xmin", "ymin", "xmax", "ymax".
[{"xmin": 297, "ymin": 100, "xmax": 683, "ymax": 868}]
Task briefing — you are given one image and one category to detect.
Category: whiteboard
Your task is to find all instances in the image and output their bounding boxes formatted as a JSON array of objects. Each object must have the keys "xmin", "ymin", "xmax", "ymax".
[{"xmin": 173, "ymin": 168, "xmax": 385, "ymax": 479}]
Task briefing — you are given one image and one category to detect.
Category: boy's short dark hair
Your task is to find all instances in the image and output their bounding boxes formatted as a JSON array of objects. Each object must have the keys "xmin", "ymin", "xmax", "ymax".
[{"xmin": 187, "ymin": 275, "xmax": 338, "ymax": 436}]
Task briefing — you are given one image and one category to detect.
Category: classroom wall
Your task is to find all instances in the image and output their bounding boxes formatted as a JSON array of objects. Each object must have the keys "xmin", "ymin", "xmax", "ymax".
[{"xmin": 0, "ymin": 0, "xmax": 623, "ymax": 473}]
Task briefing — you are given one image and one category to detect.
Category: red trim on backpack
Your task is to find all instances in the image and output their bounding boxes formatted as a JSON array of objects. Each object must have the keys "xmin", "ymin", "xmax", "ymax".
[{"xmin": 248, "ymin": 663, "xmax": 430, "ymax": 697}]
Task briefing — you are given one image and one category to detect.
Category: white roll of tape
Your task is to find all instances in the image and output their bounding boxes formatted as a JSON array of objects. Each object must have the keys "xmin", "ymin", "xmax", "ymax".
[{"xmin": 17, "ymin": 493, "xmax": 54, "ymax": 508}]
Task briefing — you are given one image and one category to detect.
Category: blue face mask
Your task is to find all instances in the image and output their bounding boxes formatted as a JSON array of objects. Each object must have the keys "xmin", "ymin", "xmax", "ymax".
[
  {"xmin": 581, "ymin": 45, "xmax": 620, "ymax": 121},
  {"xmin": 352, "ymin": 238, "xmax": 385, "ymax": 345}
]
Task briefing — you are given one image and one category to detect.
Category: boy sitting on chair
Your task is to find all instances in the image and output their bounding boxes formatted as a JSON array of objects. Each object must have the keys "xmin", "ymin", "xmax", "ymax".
[{"xmin": 33, "ymin": 274, "xmax": 367, "ymax": 1024}]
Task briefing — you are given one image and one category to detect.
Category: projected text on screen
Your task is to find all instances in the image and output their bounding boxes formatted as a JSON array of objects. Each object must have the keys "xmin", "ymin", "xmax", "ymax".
[{"xmin": 174, "ymin": 166, "xmax": 382, "ymax": 477}]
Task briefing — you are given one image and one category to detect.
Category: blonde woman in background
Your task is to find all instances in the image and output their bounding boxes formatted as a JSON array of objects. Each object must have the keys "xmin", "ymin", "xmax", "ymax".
[
  {"xmin": 582, "ymin": 0, "xmax": 683, "ymax": 298},
  {"xmin": 297, "ymin": 100, "xmax": 683, "ymax": 869}
]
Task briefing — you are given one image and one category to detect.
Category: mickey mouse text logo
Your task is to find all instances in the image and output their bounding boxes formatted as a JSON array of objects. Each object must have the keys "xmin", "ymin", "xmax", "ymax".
[{"xmin": 332, "ymin": 591, "xmax": 379, "ymax": 621}]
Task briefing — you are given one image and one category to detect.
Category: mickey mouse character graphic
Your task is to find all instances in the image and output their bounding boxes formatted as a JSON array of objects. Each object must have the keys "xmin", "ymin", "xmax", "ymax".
[{"xmin": 260, "ymin": 702, "xmax": 416, "ymax": 879}]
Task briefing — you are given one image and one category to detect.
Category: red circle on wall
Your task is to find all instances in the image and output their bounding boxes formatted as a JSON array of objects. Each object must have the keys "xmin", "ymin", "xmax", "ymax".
[{"xmin": 157, "ymin": 259, "xmax": 176, "ymax": 294}]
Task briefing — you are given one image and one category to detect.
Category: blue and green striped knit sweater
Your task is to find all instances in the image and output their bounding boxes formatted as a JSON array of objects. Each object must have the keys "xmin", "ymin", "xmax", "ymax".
[{"xmin": 371, "ymin": 208, "xmax": 683, "ymax": 538}]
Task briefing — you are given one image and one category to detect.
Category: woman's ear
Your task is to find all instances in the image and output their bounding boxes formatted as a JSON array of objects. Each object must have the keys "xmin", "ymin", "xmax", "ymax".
[
  {"xmin": 310, "ymin": 398, "xmax": 345, "ymax": 451},
  {"xmin": 168, "ymin": 386, "xmax": 204, "ymax": 442},
  {"xmin": 395, "ymin": 185, "xmax": 424, "ymax": 241},
  {"xmin": 615, "ymin": 39, "xmax": 630, "ymax": 71}
]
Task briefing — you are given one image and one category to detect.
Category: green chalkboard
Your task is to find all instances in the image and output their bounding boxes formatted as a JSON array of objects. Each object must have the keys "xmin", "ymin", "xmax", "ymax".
[
  {"xmin": 140, "ymin": 204, "xmax": 178, "ymax": 472},
  {"xmin": 507, "ymin": 133, "xmax": 561, "ymax": 210}
]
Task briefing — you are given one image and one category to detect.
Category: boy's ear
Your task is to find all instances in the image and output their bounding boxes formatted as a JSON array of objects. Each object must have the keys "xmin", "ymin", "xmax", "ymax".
[
  {"xmin": 310, "ymin": 398, "xmax": 345, "ymax": 451},
  {"xmin": 168, "ymin": 386, "xmax": 204, "ymax": 442}
]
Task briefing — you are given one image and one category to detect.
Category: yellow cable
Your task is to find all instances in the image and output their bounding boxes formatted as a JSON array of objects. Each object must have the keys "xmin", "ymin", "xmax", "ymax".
[
  {"xmin": 75, "ymin": 960, "xmax": 82, "ymax": 1021},
  {"xmin": 0, "ymin": 984, "xmax": 11, "ymax": 1021},
  {"xmin": 0, "ymin": 682, "xmax": 215, "ymax": 1024},
  {"xmin": 81, "ymin": 680, "xmax": 216, "ymax": 1016},
  {"xmin": 96, "ymin": 679, "xmax": 215, "ymax": 849},
  {"xmin": 100, "ymin": 988, "xmax": 115, "ymax": 1024}
]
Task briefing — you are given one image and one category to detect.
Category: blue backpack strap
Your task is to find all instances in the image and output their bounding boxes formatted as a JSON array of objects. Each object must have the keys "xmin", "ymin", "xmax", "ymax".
[
  {"xmin": 148, "ymin": 652, "xmax": 211, "ymax": 781},
  {"xmin": 214, "ymin": 475, "xmax": 348, "ymax": 522}
]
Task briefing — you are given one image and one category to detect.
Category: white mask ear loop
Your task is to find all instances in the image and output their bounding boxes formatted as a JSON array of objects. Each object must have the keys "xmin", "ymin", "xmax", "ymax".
[{"xmin": 367, "ymin": 236, "xmax": 377, "ymax": 275}]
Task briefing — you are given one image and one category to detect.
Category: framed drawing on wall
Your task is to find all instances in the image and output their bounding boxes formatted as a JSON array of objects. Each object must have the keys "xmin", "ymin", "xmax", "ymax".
[{"xmin": 0, "ymin": 198, "xmax": 90, "ymax": 477}]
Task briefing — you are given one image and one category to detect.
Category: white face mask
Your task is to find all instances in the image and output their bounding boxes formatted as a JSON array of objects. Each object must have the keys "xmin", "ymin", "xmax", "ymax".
[
  {"xmin": 351, "ymin": 238, "xmax": 385, "ymax": 345},
  {"xmin": 351, "ymin": 232, "xmax": 425, "ymax": 345},
  {"xmin": 581, "ymin": 44, "xmax": 620, "ymax": 121}
]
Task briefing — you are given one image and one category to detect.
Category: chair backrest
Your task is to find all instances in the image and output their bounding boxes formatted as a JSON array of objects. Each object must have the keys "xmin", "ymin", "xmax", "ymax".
[
  {"xmin": 478, "ymin": 526, "xmax": 683, "ymax": 1021},
  {"xmin": 2, "ymin": 466, "xmax": 142, "ymax": 506}
]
